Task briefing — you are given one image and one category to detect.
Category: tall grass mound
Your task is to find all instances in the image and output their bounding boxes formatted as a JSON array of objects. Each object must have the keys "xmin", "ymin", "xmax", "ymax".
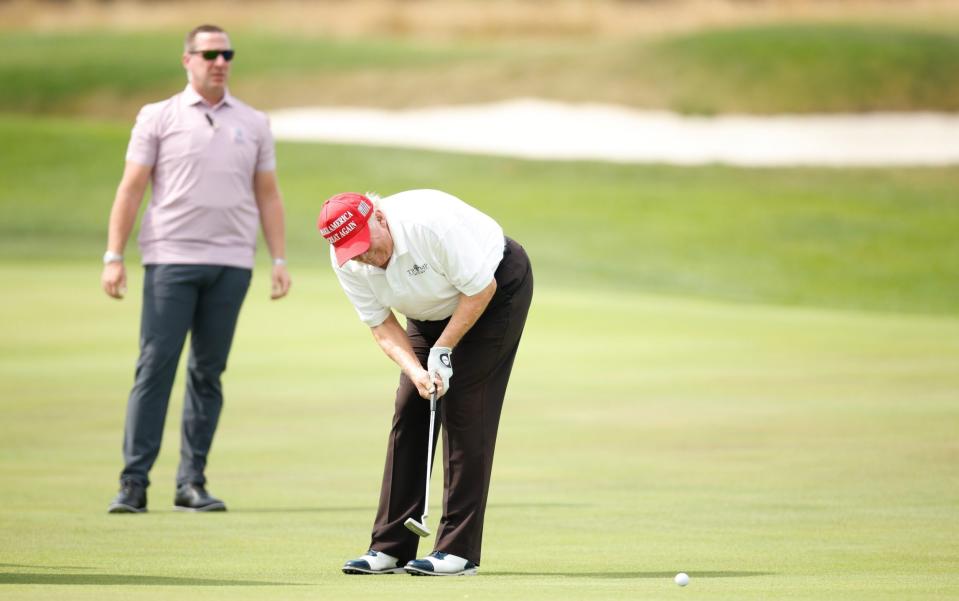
[
  {"xmin": 647, "ymin": 23, "xmax": 959, "ymax": 114},
  {"xmin": 2, "ymin": 23, "xmax": 959, "ymax": 116}
]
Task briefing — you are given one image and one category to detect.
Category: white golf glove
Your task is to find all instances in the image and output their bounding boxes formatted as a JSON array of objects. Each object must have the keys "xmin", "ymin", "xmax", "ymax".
[{"xmin": 427, "ymin": 346, "xmax": 453, "ymax": 397}]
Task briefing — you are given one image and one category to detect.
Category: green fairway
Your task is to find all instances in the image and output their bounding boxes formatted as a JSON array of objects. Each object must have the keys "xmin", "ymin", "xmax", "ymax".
[
  {"xmin": 0, "ymin": 262, "xmax": 957, "ymax": 600},
  {"xmin": 2, "ymin": 115, "xmax": 958, "ymax": 315}
]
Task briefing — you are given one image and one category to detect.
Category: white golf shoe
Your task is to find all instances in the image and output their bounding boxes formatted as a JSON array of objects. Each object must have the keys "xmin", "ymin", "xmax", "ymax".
[
  {"xmin": 404, "ymin": 551, "xmax": 478, "ymax": 576},
  {"xmin": 342, "ymin": 549, "xmax": 406, "ymax": 575}
]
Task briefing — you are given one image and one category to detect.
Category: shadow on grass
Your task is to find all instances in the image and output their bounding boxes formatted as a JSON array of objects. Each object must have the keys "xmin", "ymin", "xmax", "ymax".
[
  {"xmin": 236, "ymin": 502, "xmax": 588, "ymax": 514},
  {"xmin": 489, "ymin": 503, "xmax": 589, "ymax": 509},
  {"xmin": 486, "ymin": 571, "xmax": 772, "ymax": 579},
  {"xmin": 231, "ymin": 506, "xmax": 376, "ymax": 514},
  {"xmin": 0, "ymin": 563, "xmax": 93, "ymax": 570},
  {"xmin": 0, "ymin": 573, "xmax": 300, "ymax": 586}
]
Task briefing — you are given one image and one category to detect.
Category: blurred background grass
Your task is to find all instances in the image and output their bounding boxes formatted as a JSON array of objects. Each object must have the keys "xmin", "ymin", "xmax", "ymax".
[
  {"xmin": 3, "ymin": 23, "xmax": 959, "ymax": 116},
  {"xmin": 1, "ymin": 114, "xmax": 958, "ymax": 314},
  {"xmin": 1, "ymin": 0, "xmax": 957, "ymax": 314}
]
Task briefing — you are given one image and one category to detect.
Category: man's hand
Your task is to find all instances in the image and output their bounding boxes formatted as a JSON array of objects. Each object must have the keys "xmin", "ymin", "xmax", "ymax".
[
  {"xmin": 371, "ymin": 314, "xmax": 442, "ymax": 400},
  {"xmin": 101, "ymin": 161, "xmax": 150, "ymax": 301},
  {"xmin": 410, "ymin": 368, "xmax": 438, "ymax": 400},
  {"xmin": 271, "ymin": 263, "xmax": 291, "ymax": 299},
  {"xmin": 101, "ymin": 262, "xmax": 127, "ymax": 299},
  {"xmin": 427, "ymin": 346, "xmax": 453, "ymax": 397}
]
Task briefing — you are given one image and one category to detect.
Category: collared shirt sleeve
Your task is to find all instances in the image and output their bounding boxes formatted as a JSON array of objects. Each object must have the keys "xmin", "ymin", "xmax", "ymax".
[
  {"xmin": 256, "ymin": 113, "xmax": 277, "ymax": 172},
  {"xmin": 332, "ymin": 251, "xmax": 392, "ymax": 327},
  {"xmin": 433, "ymin": 222, "xmax": 502, "ymax": 297},
  {"xmin": 125, "ymin": 104, "xmax": 160, "ymax": 167}
]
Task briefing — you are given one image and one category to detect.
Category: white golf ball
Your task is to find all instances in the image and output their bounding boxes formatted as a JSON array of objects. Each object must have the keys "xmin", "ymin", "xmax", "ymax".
[{"xmin": 674, "ymin": 572, "xmax": 690, "ymax": 587}]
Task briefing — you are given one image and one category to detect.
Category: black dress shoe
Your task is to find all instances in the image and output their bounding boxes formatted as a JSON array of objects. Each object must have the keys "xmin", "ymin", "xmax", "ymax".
[
  {"xmin": 174, "ymin": 483, "xmax": 226, "ymax": 512},
  {"xmin": 108, "ymin": 480, "xmax": 147, "ymax": 513}
]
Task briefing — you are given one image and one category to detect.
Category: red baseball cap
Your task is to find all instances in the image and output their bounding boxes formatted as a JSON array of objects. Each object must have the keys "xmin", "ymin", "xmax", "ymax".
[{"xmin": 318, "ymin": 192, "xmax": 374, "ymax": 266}]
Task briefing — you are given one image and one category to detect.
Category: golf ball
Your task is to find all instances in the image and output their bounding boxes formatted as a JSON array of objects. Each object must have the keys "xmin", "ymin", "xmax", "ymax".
[{"xmin": 675, "ymin": 572, "xmax": 690, "ymax": 587}]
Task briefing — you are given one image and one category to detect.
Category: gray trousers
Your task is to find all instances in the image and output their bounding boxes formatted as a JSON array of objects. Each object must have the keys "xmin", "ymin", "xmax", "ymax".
[{"xmin": 119, "ymin": 264, "xmax": 251, "ymax": 488}]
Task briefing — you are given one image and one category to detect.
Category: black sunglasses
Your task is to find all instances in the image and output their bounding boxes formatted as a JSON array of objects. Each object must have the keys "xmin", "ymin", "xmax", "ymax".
[{"xmin": 190, "ymin": 49, "xmax": 235, "ymax": 61}]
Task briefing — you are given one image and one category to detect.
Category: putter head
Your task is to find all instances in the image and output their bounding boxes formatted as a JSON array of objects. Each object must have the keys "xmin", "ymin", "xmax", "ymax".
[{"xmin": 404, "ymin": 517, "xmax": 431, "ymax": 537}]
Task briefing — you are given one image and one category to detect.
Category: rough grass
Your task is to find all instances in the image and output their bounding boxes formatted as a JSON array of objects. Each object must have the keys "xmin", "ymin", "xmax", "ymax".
[
  {"xmin": 3, "ymin": 23, "xmax": 959, "ymax": 116},
  {"xmin": 0, "ymin": 31, "xmax": 484, "ymax": 115},
  {"xmin": 648, "ymin": 23, "xmax": 959, "ymax": 114}
]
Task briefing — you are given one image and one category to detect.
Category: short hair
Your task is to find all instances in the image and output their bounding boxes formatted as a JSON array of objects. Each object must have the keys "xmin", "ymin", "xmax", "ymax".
[{"xmin": 185, "ymin": 25, "xmax": 227, "ymax": 52}]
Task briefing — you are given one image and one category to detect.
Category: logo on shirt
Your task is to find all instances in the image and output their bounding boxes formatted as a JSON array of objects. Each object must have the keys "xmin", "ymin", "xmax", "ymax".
[
  {"xmin": 407, "ymin": 263, "xmax": 430, "ymax": 276},
  {"xmin": 232, "ymin": 127, "xmax": 245, "ymax": 143}
]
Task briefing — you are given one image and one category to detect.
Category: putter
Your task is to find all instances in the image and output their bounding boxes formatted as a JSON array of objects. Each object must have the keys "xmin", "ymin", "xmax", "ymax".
[{"xmin": 404, "ymin": 387, "xmax": 437, "ymax": 537}]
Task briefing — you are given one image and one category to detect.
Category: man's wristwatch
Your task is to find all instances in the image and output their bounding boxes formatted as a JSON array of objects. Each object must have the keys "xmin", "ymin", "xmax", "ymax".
[
  {"xmin": 103, "ymin": 251, "xmax": 123, "ymax": 265},
  {"xmin": 272, "ymin": 257, "xmax": 287, "ymax": 266}
]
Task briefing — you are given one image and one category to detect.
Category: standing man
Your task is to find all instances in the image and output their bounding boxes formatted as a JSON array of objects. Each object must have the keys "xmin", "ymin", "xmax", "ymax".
[
  {"xmin": 318, "ymin": 189, "xmax": 533, "ymax": 576},
  {"xmin": 102, "ymin": 24, "xmax": 291, "ymax": 513}
]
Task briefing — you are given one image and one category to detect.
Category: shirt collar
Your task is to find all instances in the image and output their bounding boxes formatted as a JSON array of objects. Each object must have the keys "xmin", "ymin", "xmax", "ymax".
[
  {"xmin": 380, "ymin": 206, "xmax": 409, "ymax": 262},
  {"xmin": 387, "ymin": 215, "xmax": 408, "ymax": 260},
  {"xmin": 181, "ymin": 84, "xmax": 233, "ymax": 110}
]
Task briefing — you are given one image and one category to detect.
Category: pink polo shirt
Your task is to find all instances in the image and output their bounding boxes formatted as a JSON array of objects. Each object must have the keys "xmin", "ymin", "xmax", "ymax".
[{"xmin": 126, "ymin": 85, "xmax": 276, "ymax": 269}]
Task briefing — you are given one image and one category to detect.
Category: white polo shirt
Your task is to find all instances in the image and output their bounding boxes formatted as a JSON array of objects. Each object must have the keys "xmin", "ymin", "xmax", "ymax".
[{"xmin": 332, "ymin": 189, "xmax": 505, "ymax": 327}]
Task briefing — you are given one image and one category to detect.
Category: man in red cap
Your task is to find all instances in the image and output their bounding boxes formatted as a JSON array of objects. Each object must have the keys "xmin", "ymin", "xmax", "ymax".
[{"xmin": 318, "ymin": 189, "xmax": 533, "ymax": 576}]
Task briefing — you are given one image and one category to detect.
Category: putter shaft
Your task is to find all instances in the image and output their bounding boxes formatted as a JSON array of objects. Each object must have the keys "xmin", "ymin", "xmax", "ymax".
[{"xmin": 405, "ymin": 389, "xmax": 437, "ymax": 537}]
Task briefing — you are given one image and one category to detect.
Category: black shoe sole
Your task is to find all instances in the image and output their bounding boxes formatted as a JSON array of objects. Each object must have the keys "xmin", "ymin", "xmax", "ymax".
[
  {"xmin": 342, "ymin": 567, "xmax": 405, "ymax": 575},
  {"xmin": 107, "ymin": 503, "xmax": 147, "ymax": 514},
  {"xmin": 405, "ymin": 567, "xmax": 478, "ymax": 577},
  {"xmin": 173, "ymin": 502, "xmax": 226, "ymax": 512}
]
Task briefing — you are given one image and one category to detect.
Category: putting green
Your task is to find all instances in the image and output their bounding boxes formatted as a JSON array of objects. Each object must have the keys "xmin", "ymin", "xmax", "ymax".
[{"xmin": 0, "ymin": 263, "xmax": 956, "ymax": 600}]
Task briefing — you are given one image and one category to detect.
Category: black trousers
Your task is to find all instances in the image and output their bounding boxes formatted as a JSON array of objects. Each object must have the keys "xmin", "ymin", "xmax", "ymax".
[
  {"xmin": 370, "ymin": 237, "xmax": 533, "ymax": 565},
  {"xmin": 119, "ymin": 264, "xmax": 251, "ymax": 488}
]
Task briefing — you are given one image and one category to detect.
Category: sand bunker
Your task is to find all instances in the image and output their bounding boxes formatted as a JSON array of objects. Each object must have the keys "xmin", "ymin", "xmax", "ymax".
[{"xmin": 270, "ymin": 99, "xmax": 959, "ymax": 167}]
